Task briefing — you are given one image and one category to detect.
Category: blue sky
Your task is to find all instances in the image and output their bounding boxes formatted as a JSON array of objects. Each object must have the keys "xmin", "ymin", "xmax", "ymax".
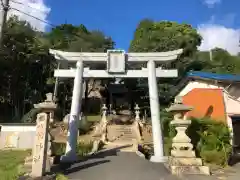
[{"xmin": 9, "ymin": 0, "xmax": 240, "ymax": 54}]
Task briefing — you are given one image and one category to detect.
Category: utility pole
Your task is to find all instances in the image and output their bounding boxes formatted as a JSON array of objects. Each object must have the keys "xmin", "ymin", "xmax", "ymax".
[
  {"xmin": 0, "ymin": 0, "xmax": 10, "ymax": 47},
  {"xmin": 209, "ymin": 49, "xmax": 213, "ymax": 61},
  {"xmin": 53, "ymin": 62, "xmax": 60, "ymax": 102}
]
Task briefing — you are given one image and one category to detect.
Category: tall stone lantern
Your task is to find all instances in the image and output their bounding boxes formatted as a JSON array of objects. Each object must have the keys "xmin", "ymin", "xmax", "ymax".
[
  {"xmin": 134, "ymin": 104, "xmax": 140, "ymax": 121},
  {"xmin": 166, "ymin": 96, "xmax": 210, "ymax": 175}
]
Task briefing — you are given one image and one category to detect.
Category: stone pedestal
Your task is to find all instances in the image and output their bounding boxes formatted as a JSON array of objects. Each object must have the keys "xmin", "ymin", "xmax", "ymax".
[{"xmin": 166, "ymin": 97, "xmax": 210, "ymax": 175}]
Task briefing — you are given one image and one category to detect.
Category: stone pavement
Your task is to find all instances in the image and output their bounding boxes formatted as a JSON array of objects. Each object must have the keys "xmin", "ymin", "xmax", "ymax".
[
  {"xmin": 181, "ymin": 164, "xmax": 240, "ymax": 180},
  {"xmin": 63, "ymin": 147, "xmax": 178, "ymax": 180},
  {"xmin": 61, "ymin": 146, "xmax": 240, "ymax": 180}
]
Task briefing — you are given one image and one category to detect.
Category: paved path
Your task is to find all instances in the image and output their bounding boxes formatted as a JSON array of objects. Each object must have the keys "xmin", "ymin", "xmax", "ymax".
[
  {"xmin": 61, "ymin": 146, "xmax": 240, "ymax": 180},
  {"xmin": 64, "ymin": 147, "xmax": 179, "ymax": 180}
]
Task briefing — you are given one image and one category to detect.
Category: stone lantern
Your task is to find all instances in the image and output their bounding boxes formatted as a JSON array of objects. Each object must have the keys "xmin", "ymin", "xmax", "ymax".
[
  {"xmin": 93, "ymin": 104, "xmax": 108, "ymax": 142},
  {"xmin": 166, "ymin": 96, "xmax": 210, "ymax": 175},
  {"xmin": 134, "ymin": 104, "xmax": 140, "ymax": 121},
  {"xmin": 34, "ymin": 93, "xmax": 57, "ymax": 124}
]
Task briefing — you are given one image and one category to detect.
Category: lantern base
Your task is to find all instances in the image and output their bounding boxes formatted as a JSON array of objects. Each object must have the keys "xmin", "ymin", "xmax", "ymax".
[{"xmin": 168, "ymin": 157, "xmax": 210, "ymax": 175}]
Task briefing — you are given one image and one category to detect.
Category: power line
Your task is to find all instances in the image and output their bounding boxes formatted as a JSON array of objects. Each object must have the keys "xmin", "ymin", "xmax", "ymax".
[
  {"xmin": 10, "ymin": 7, "xmax": 89, "ymax": 41},
  {"xmin": 11, "ymin": 7, "xmax": 55, "ymax": 27},
  {"xmin": 6, "ymin": 6, "xmax": 112, "ymax": 47},
  {"xmin": 10, "ymin": 0, "xmax": 47, "ymax": 13},
  {"xmin": 10, "ymin": 7, "xmax": 84, "ymax": 39}
]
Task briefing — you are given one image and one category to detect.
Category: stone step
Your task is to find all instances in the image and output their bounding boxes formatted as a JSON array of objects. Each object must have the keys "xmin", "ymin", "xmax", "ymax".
[
  {"xmin": 107, "ymin": 129, "xmax": 132, "ymax": 131},
  {"xmin": 108, "ymin": 135, "xmax": 134, "ymax": 139},
  {"xmin": 117, "ymin": 139, "xmax": 135, "ymax": 141},
  {"xmin": 108, "ymin": 129, "xmax": 133, "ymax": 132},
  {"xmin": 116, "ymin": 133, "xmax": 133, "ymax": 135},
  {"xmin": 107, "ymin": 128, "xmax": 133, "ymax": 131},
  {"xmin": 109, "ymin": 135, "xmax": 135, "ymax": 139},
  {"xmin": 107, "ymin": 131, "xmax": 135, "ymax": 135},
  {"xmin": 104, "ymin": 142, "xmax": 137, "ymax": 152},
  {"xmin": 113, "ymin": 130, "xmax": 133, "ymax": 133},
  {"xmin": 110, "ymin": 132, "xmax": 133, "ymax": 135},
  {"xmin": 111, "ymin": 126, "xmax": 132, "ymax": 129}
]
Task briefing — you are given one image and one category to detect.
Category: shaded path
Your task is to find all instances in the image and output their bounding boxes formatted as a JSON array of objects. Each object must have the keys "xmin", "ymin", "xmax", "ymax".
[{"xmin": 64, "ymin": 147, "xmax": 179, "ymax": 180}]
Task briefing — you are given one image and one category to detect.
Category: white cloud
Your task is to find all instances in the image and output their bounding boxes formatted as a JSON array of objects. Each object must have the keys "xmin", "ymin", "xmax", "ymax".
[
  {"xmin": 203, "ymin": 0, "xmax": 221, "ymax": 8},
  {"xmin": 198, "ymin": 24, "xmax": 240, "ymax": 55},
  {"xmin": 8, "ymin": 0, "xmax": 51, "ymax": 31}
]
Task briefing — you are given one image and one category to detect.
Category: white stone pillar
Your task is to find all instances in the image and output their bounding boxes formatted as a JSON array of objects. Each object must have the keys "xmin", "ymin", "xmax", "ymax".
[
  {"xmin": 61, "ymin": 61, "xmax": 84, "ymax": 162},
  {"xmin": 147, "ymin": 60, "xmax": 165, "ymax": 162}
]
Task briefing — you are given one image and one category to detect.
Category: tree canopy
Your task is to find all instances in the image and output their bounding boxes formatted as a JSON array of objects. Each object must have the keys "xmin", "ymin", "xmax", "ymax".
[
  {"xmin": 129, "ymin": 19, "xmax": 240, "ymax": 105},
  {"xmin": 0, "ymin": 17, "xmax": 114, "ymax": 123},
  {"xmin": 0, "ymin": 17, "xmax": 240, "ymax": 122}
]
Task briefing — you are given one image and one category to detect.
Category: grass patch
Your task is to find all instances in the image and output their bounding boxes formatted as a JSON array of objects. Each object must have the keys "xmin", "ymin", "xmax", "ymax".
[
  {"xmin": 52, "ymin": 141, "xmax": 93, "ymax": 156},
  {"xmin": 85, "ymin": 115, "xmax": 101, "ymax": 122},
  {"xmin": 56, "ymin": 173, "xmax": 68, "ymax": 180},
  {"xmin": 0, "ymin": 149, "xmax": 30, "ymax": 180}
]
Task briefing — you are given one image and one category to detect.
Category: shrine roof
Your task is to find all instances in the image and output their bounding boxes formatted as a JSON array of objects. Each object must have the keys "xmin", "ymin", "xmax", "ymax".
[{"xmin": 173, "ymin": 71, "xmax": 240, "ymax": 98}]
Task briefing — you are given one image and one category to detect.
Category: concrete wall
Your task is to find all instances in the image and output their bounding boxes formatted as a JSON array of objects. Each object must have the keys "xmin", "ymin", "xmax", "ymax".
[
  {"xmin": 177, "ymin": 80, "xmax": 240, "ymax": 134},
  {"xmin": 0, "ymin": 125, "xmax": 36, "ymax": 150},
  {"xmin": 182, "ymin": 88, "xmax": 226, "ymax": 122},
  {"xmin": 178, "ymin": 80, "xmax": 240, "ymax": 101},
  {"xmin": 177, "ymin": 80, "xmax": 240, "ymax": 116},
  {"xmin": 177, "ymin": 80, "xmax": 221, "ymax": 97}
]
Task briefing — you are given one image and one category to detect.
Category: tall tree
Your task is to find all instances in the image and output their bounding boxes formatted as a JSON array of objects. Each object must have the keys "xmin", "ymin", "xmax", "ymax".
[
  {"xmin": 47, "ymin": 24, "xmax": 115, "ymax": 114},
  {"xmin": 0, "ymin": 16, "xmax": 53, "ymax": 122},
  {"xmin": 129, "ymin": 20, "xmax": 202, "ymax": 105}
]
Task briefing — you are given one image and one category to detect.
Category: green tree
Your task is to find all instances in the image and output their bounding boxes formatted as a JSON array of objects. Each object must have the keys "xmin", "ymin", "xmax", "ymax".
[
  {"xmin": 47, "ymin": 24, "xmax": 115, "ymax": 115},
  {"xmin": 0, "ymin": 20, "xmax": 115, "ymax": 122},
  {"xmin": 0, "ymin": 16, "xmax": 53, "ymax": 122},
  {"xmin": 129, "ymin": 20, "xmax": 202, "ymax": 105},
  {"xmin": 193, "ymin": 48, "xmax": 240, "ymax": 74}
]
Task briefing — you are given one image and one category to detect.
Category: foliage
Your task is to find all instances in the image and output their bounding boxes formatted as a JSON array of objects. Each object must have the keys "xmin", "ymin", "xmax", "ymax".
[
  {"xmin": 47, "ymin": 24, "xmax": 114, "ymax": 116},
  {"xmin": 0, "ymin": 17, "xmax": 114, "ymax": 123},
  {"xmin": 129, "ymin": 20, "xmax": 240, "ymax": 106},
  {"xmin": 188, "ymin": 118, "xmax": 231, "ymax": 166},
  {"xmin": 56, "ymin": 173, "xmax": 69, "ymax": 180},
  {"xmin": 0, "ymin": 16, "xmax": 54, "ymax": 122},
  {"xmin": 129, "ymin": 20, "xmax": 202, "ymax": 105},
  {"xmin": 0, "ymin": 150, "xmax": 30, "ymax": 180},
  {"xmin": 193, "ymin": 48, "xmax": 240, "ymax": 74},
  {"xmin": 130, "ymin": 20, "xmax": 201, "ymax": 55},
  {"xmin": 161, "ymin": 109, "xmax": 176, "ymax": 156},
  {"xmin": 47, "ymin": 24, "xmax": 114, "ymax": 52},
  {"xmin": 52, "ymin": 141, "xmax": 93, "ymax": 156},
  {"xmin": 20, "ymin": 108, "xmax": 41, "ymax": 123}
]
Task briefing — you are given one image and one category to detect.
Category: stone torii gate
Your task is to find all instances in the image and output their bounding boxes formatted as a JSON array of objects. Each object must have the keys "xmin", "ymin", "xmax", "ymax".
[{"xmin": 49, "ymin": 49, "xmax": 183, "ymax": 163}]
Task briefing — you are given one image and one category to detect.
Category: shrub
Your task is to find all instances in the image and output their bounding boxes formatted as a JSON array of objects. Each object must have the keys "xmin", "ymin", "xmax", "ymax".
[
  {"xmin": 189, "ymin": 118, "xmax": 231, "ymax": 166},
  {"xmin": 52, "ymin": 141, "xmax": 93, "ymax": 156},
  {"xmin": 21, "ymin": 108, "xmax": 41, "ymax": 123}
]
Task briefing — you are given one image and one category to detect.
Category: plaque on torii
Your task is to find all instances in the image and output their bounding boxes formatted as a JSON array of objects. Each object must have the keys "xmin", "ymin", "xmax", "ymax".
[{"xmin": 107, "ymin": 50, "xmax": 126, "ymax": 74}]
